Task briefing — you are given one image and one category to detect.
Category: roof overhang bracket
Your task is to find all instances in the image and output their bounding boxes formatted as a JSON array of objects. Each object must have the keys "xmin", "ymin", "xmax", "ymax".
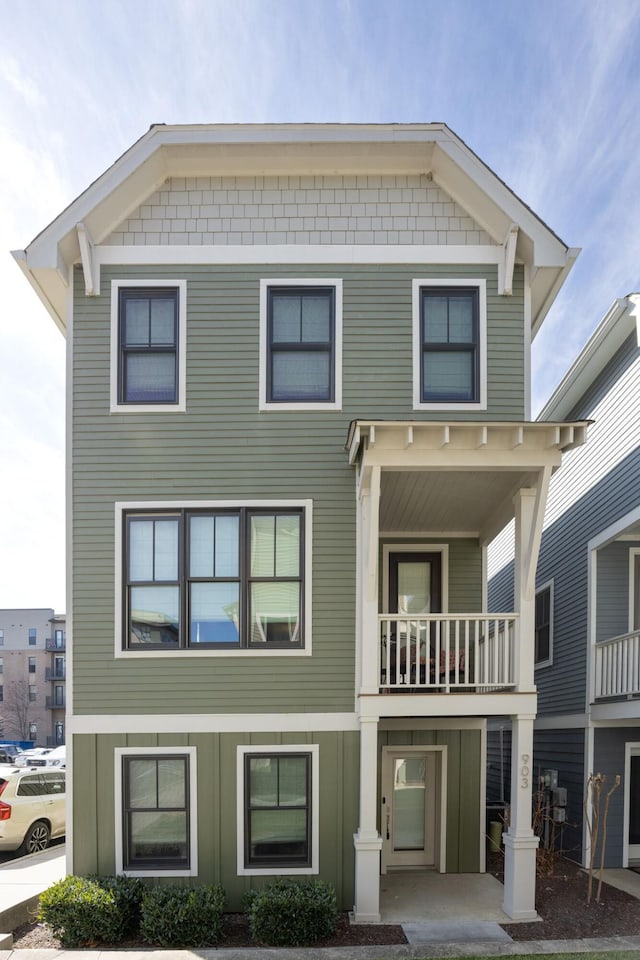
[
  {"xmin": 498, "ymin": 222, "xmax": 519, "ymax": 296},
  {"xmin": 76, "ymin": 222, "xmax": 99, "ymax": 296}
]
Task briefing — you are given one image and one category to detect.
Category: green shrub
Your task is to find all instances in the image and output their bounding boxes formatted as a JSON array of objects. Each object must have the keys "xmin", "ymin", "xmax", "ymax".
[
  {"xmin": 90, "ymin": 874, "xmax": 144, "ymax": 938},
  {"xmin": 140, "ymin": 884, "xmax": 226, "ymax": 947},
  {"xmin": 246, "ymin": 877, "xmax": 338, "ymax": 946},
  {"xmin": 38, "ymin": 876, "xmax": 123, "ymax": 947}
]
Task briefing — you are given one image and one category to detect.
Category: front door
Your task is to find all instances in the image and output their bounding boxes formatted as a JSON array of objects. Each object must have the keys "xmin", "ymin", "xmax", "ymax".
[
  {"xmin": 629, "ymin": 749, "xmax": 640, "ymax": 862},
  {"xmin": 381, "ymin": 748, "xmax": 439, "ymax": 871}
]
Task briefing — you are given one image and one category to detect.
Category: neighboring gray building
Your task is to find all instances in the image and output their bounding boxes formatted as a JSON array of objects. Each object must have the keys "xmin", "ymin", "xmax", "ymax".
[
  {"xmin": 489, "ymin": 294, "xmax": 640, "ymax": 867},
  {"xmin": 0, "ymin": 608, "xmax": 66, "ymax": 746}
]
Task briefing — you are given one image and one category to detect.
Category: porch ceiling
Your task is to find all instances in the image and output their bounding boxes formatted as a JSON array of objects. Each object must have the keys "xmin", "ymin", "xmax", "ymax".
[
  {"xmin": 348, "ymin": 419, "xmax": 590, "ymax": 543},
  {"xmin": 380, "ymin": 469, "xmax": 531, "ymax": 535}
]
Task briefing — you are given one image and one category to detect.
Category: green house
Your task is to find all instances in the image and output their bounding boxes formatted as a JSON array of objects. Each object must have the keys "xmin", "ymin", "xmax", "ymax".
[{"xmin": 14, "ymin": 123, "xmax": 587, "ymax": 921}]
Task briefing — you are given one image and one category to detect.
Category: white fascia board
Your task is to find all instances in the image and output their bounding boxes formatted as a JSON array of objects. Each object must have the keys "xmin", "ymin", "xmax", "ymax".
[
  {"xmin": 530, "ymin": 250, "xmax": 580, "ymax": 338},
  {"xmin": 539, "ymin": 295, "xmax": 640, "ymax": 420}
]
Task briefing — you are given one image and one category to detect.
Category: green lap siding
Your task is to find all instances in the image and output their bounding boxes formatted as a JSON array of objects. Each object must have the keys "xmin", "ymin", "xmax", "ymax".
[
  {"xmin": 72, "ymin": 263, "xmax": 522, "ymax": 715},
  {"xmin": 72, "ymin": 730, "xmax": 359, "ymax": 911}
]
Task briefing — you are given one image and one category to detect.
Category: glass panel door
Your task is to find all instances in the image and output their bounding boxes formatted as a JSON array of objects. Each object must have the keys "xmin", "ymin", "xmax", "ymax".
[
  {"xmin": 381, "ymin": 749, "xmax": 438, "ymax": 871},
  {"xmin": 629, "ymin": 753, "xmax": 640, "ymax": 859}
]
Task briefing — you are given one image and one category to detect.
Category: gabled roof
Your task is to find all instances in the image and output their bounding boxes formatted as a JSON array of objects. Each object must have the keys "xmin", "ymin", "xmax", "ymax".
[
  {"xmin": 12, "ymin": 123, "xmax": 578, "ymax": 335},
  {"xmin": 539, "ymin": 293, "xmax": 640, "ymax": 421}
]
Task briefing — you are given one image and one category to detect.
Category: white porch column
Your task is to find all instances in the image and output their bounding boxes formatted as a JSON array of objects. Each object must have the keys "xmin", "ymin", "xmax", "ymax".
[
  {"xmin": 353, "ymin": 716, "xmax": 382, "ymax": 922},
  {"xmin": 513, "ymin": 486, "xmax": 537, "ymax": 692},
  {"xmin": 503, "ymin": 714, "xmax": 539, "ymax": 919},
  {"xmin": 358, "ymin": 467, "xmax": 381, "ymax": 695}
]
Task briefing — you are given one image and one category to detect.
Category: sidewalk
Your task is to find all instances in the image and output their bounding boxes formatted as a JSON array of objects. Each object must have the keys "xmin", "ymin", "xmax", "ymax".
[{"xmin": 0, "ymin": 845, "xmax": 65, "ymax": 936}]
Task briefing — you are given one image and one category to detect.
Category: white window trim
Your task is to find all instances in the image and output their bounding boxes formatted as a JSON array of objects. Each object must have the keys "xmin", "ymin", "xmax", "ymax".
[
  {"xmin": 236, "ymin": 743, "xmax": 319, "ymax": 876},
  {"xmin": 114, "ymin": 745, "xmax": 197, "ymax": 877},
  {"xmin": 259, "ymin": 278, "xmax": 343, "ymax": 411},
  {"xmin": 534, "ymin": 579, "xmax": 554, "ymax": 669},
  {"xmin": 110, "ymin": 279, "xmax": 187, "ymax": 413},
  {"xmin": 628, "ymin": 548, "xmax": 640, "ymax": 632},
  {"xmin": 412, "ymin": 278, "xmax": 487, "ymax": 411},
  {"xmin": 114, "ymin": 499, "xmax": 313, "ymax": 658}
]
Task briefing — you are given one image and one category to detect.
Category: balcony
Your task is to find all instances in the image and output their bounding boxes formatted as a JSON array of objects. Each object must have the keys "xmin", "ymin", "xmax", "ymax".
[
  {"xmin": 594, "ymin": 629, "xmax": 640, "ymax": 700},
  {"xmin": 378, "ymin": 614, "xmax": 517, "ymax": 693},
  {"xmin": 45, "ymin": 667, "xmax": 66, "ymax": 682},
  {"xmin": 46, "ymin": 695, "xmax": 66, "ymax": 710},
  {"xmin": 46, "ymin": 638, "xmax": 66, "ymax": 652}
]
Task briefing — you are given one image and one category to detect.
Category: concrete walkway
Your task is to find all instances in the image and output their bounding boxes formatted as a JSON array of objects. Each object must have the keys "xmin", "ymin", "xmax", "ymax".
[{"xmin": 0, "ymin": 846, "xmax": 65, "ymax": 934}]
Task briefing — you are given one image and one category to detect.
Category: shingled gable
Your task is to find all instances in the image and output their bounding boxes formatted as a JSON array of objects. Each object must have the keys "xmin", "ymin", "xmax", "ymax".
[{"xmin": 13, "ymin": 122, "xmax": 577, "ymax": 336}]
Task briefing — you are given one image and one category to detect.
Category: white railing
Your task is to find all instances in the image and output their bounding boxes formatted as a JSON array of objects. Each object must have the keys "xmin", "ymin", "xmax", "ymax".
[
  {"xmin": 378, "ymin": 613, "xmax": 517, "ymax": 693},
  {"xmin": 594, "ymin": 630, "xmax": 640, "ymax": 700}
]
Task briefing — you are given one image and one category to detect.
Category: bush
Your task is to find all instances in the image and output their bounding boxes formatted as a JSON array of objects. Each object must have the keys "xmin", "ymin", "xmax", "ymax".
[
  {"xmin": 246, "ymin": 877, "xmax": 338, "ymax": 946},
  {"xmin": 38, "ymin": 876, "xmax": 124, "ymax": 947},
  {"xmin": 140, "ymin": 884, "xmax": 226, "ymax": 947},
  {"xmin": 90, "ymin": 874, "xmax": 144, "ymax": 938}
]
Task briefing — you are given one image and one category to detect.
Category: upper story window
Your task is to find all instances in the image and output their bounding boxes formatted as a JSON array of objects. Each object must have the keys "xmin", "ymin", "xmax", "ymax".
[
  {"xmin": 110, "ymin": 280, "xmax": 187, "ymax": 413},
  {"xmin": 28, "ymin": 656, "xmax": 36, "ymax": 673},
  {"xmin": 0, "ymin": 630, "xmax": 4, "ymax": 647},
  {"xmin": 259, "ymin": 280, "xmax": 342, "ymax": 411},
  {"xmin": 121, "ymin": 505, "xmax": 307, "ymax": 652},
  {"xmin": 412, "ymin": 279, "xmax": 487, "ymax": 411},
  {"xmin": 535, "ymin": 581, "xmax": 553, "ymax": 667},
  {"xmin": 28, "ymin": 628, "xmax": 37, "ymax": 646}
]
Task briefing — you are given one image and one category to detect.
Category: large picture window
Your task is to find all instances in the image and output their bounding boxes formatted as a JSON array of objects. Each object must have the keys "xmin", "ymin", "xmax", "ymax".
[
  {"xmin": 124, "ymin": 507, "xmax": 304, "ymax": 650},
  {"xmin": 260, "ymin": 279, "xmax": 342, "ymax": 411},
  {"xmin": 237, "ymin": 744, "xmax": 319, "ymax": 876}
]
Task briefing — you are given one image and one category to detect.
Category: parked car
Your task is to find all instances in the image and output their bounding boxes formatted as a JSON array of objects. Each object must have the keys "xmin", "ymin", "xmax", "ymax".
[
  {"xmin": 43, "ymin": 746, "xmax": 65, "ymax": 768},
  {"xmin": 0, "ymin": 745, "xmax": 22, "ymax": 764},
  {"xmin": 0, "ymin": 765, "xmax": 65, "ymax": 852},
  {"xmin": 14, "ymin": 748, "xmax": 52, "ymax": 767}
]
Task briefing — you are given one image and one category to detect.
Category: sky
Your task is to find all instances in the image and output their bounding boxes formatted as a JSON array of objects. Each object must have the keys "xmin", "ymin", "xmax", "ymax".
[{"xmin": 1, "ymin": 0, "xmax": 640, "ymax": 613}]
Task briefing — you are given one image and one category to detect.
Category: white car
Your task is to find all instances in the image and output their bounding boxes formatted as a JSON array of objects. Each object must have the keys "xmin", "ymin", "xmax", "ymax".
[
  {"xmin": 43, "ymin": 746, "xmax": 65, "ymax": 768},
  {"xmin": 14, "ymin": 748, "xmax": 52, "ymax": 768},
  {"xmin": 0, "ymin": 765, "xmax": 65, "ymax": 852}
]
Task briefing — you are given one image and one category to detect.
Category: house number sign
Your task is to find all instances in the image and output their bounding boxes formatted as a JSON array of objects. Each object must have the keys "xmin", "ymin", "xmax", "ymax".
[{"xmin": 520, "ymin": 754, "xmax": 530, "ymax": 788}]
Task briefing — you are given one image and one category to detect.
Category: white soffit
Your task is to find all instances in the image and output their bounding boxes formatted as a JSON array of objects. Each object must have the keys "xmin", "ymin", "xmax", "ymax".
[{"xmin": 14, "ymin": 123, "xmax": 574, "ymax": 334}]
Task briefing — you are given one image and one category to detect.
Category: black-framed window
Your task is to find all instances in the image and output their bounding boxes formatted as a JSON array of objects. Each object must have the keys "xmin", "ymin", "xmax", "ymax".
[
  {"xmin": 28, "ymin": 656, "xmax": 36, "ymax": 674},
  {"xmin": 245, "ymin": 753, "xmax": 311, "ymax": 867},
  {"xmin": 267, "ymin": 287, "xmax": 335, "ymax": 402},
  {"xmin": 29, "ymin": 685, "xmax": 36, "ymax": 703},
  {"xmin": 118, "ymin": 288, "xmax": 178, "ymax": 404},
  {"xmin": 122, "ymin": 755, "xmax": 190, "ymax": 870},
  {"xmin": 28, "ymin": 628, "xmax": 36, "ymax": 646},
  {"xmin": 420, "ymin": 287, "xmax": 479, "ymax": 402},
  {"xmin": 0, "ymin": 630, "xmax": 3, "ymax": 646},
  {"xmin": 535, "ymin": 584, "xmax": 552, "ymax": 665},
  {"xmin": 124, "ymin": 508, "xmax": 304, "ymax": 650}
]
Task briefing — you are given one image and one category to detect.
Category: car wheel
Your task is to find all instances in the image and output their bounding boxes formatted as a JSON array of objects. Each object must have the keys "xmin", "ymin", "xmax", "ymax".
[{"xmin": 21, "ymin": 820, "xmax": 50, "ymax": 854}]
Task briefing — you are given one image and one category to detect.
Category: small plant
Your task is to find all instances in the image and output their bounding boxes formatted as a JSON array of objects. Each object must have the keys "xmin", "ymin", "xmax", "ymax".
[
  {"xmin": 246, "ymin": 877, "xmax": 338, "ymax": 946},
  {"xmin": 140, "ymin": 884, "xmax": 225, "ymax": 947},
  {"xmin": 38, "ymin": 875, "xmax": 123, "ymax": 947},
  {"xmin": 584, "ymin": 771, "xmax": 621, "ymax": 903}
]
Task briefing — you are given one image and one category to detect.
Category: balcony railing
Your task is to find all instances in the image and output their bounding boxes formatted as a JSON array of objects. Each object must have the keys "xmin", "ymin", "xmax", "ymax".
[
  {"xmin": 46, "ymin": 638, "xmax": 66, "ymax": 651},
  {"xmin": 45, "ymin": 668, "xmax": 66, "ymax": 682},
  {"xmin": 46, "ymin": 695, "xmax": 66, "ymax": 709},
  {"xmin": 378, "ymin": 614, "xmax": 517, "ymax": 693},
  {"xmin": 594, "ymin": 630, "xmax": 640, "ymax": 700}
]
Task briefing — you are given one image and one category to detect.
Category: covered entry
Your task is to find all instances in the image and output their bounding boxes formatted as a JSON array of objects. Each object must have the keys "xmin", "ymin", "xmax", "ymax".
[{"xmin": 381, "ymin": 745, "xmax": 445, "ymax": 872}]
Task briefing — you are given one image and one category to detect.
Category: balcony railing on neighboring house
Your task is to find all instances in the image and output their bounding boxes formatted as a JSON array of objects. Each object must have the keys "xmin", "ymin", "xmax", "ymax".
[
  {"xmin": 46, "ymin": 638, "xmax": 66, "ymax": 652},
  {"xmin": 378, "ymin": 613, "xmax": 517, "ymax": 692},
  {"xmin": 594, "ymin": 629, "xmax": 640, "ymax": 700},
  {"xmin": 46, "ymin": 695, "xmax": 66, "ymax": 709},
  {"xmin": 45, "ymin": 668, "xmax": 66, "ymax": 682}
]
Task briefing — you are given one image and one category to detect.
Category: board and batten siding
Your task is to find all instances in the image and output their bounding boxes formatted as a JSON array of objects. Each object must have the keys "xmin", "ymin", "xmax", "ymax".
[
  {"xmin": 73, "ymin": 730, "xmax": 358, "ymax": 910},
  {"xmin": 72, "ymin": 263, "xmax": 523, "ymax": 716},
  {"xmin": 378, "ymin": 727, "xmax": 482, "ymax": 872}
]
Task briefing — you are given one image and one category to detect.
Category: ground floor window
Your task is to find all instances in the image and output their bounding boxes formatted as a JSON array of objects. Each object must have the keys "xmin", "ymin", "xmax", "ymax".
[
  {"xmin": 237, "ymin": 743, "xmax": 319, "ymax": 875},
  {"xmin": 115, "ymin": 746, "xmax": 197, "ymax": 876}
]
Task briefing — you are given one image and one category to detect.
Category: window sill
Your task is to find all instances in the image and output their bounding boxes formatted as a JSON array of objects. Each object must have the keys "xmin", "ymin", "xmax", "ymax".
[
  {"xmin": 237, "ymin": 865, "xmax": 317, "ymax": 877},
  {"xmin": 260, "ymin": 400, "xmax": 341, "ymax": 412},
  {"xmin": 110, "ymin": 402, "xmax": 186, "ymax": 413},
  {"xmin": 115, "ymin": 646, "xmax": 311, "ymax": 659},
  {"xmin": 413, "ymin": 399, "xmax": 486, "ymax": 411}
]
